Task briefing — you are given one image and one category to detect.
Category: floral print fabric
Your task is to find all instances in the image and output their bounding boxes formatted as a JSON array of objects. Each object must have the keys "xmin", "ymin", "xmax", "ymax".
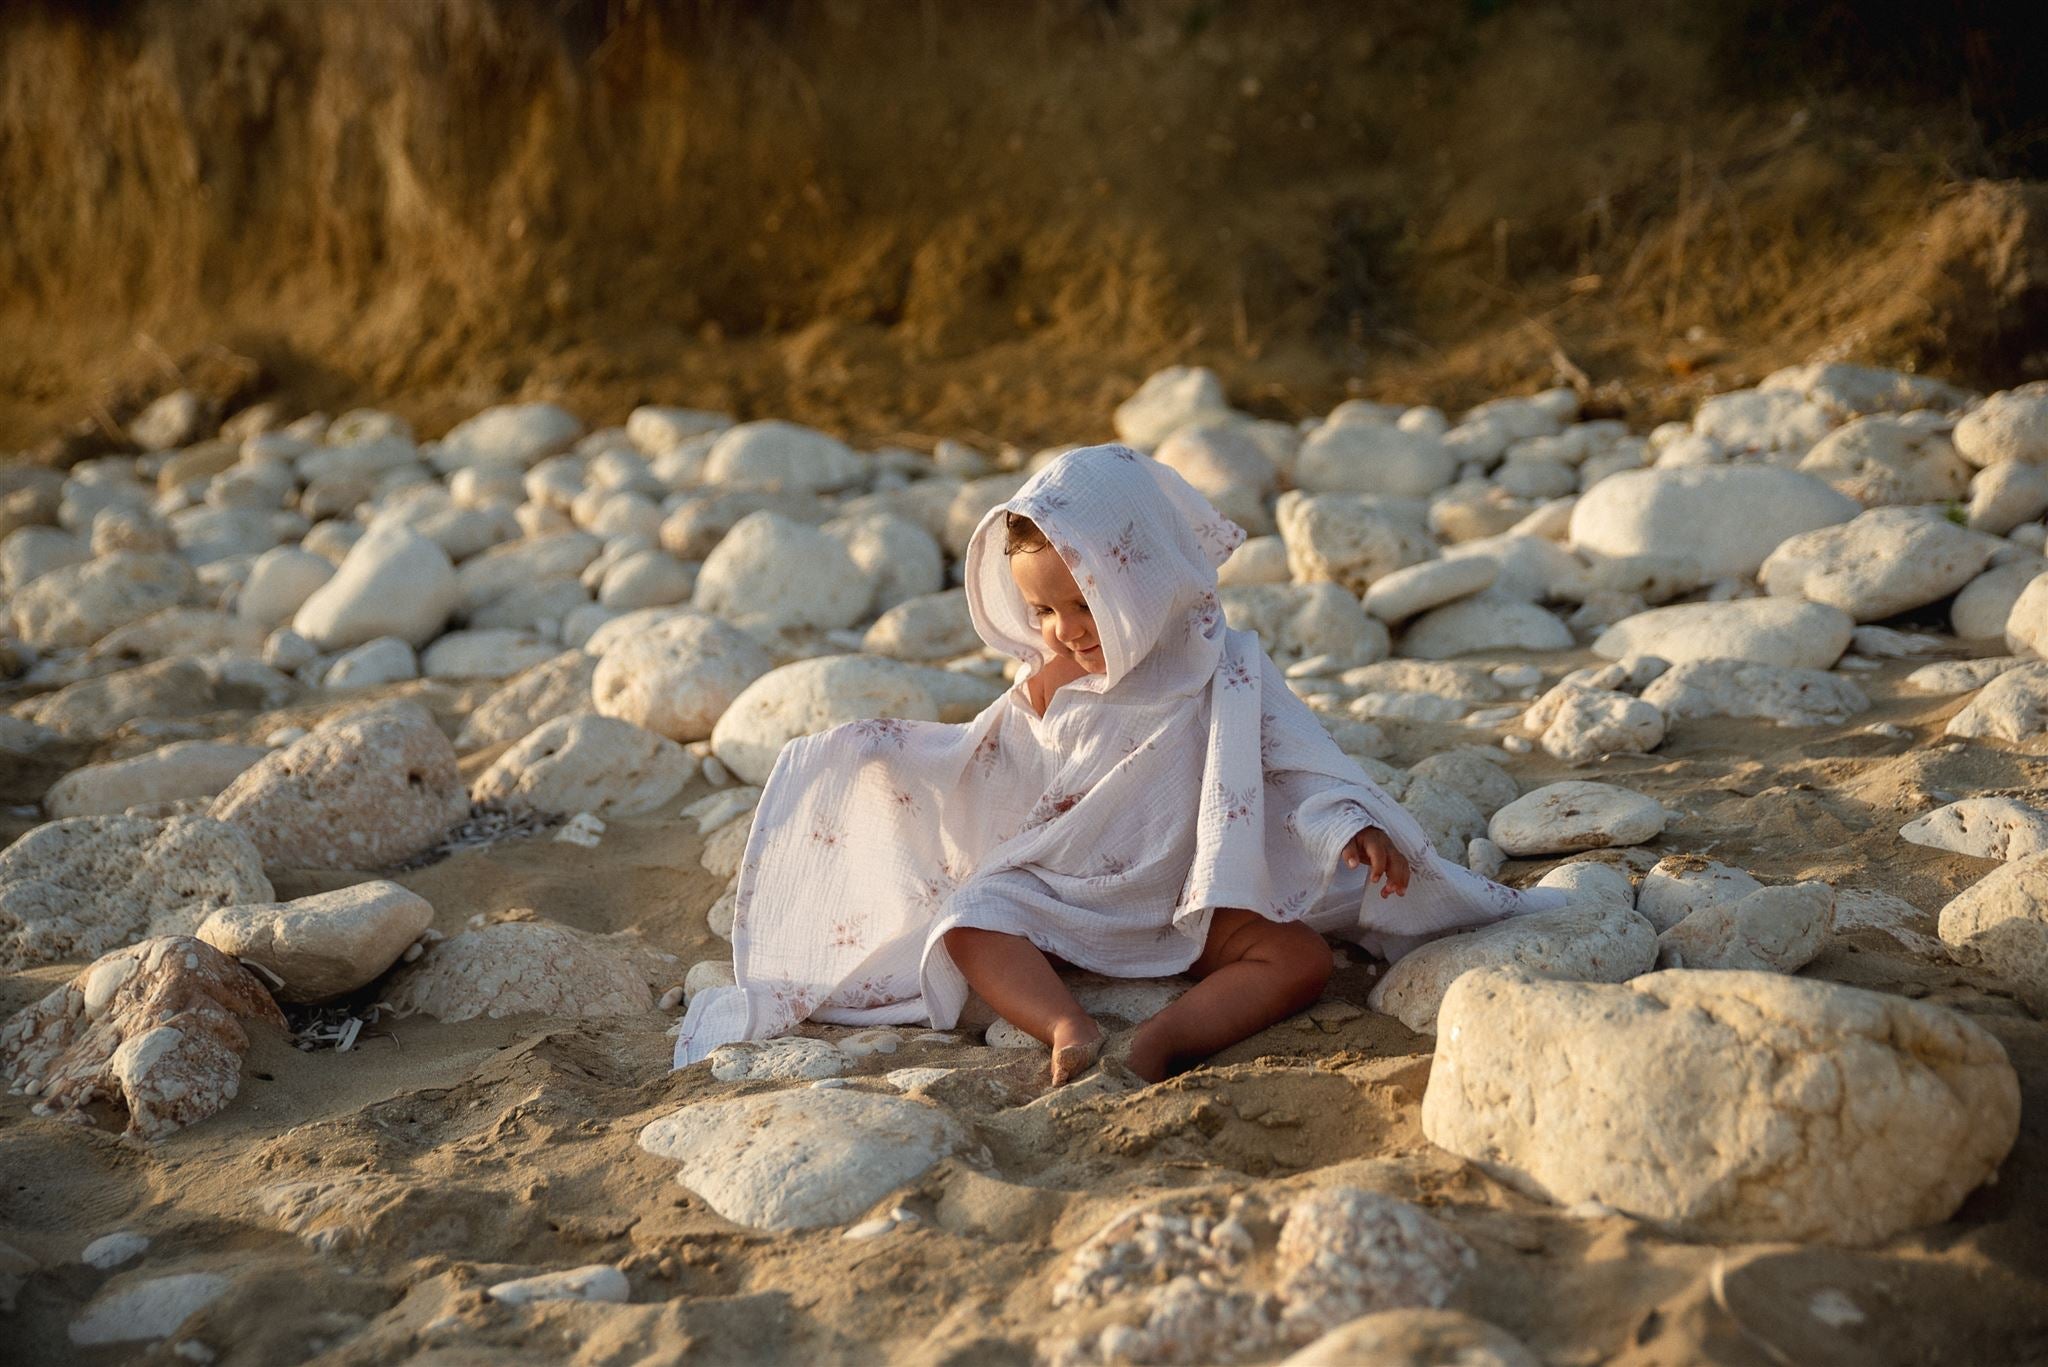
[{"xmin": 673, "ymin": 445, "xmax": 1563, "ymax": 1066}]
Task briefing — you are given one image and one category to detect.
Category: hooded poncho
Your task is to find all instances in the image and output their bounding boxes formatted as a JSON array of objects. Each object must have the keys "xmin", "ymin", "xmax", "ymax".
[{"xmin": 674, "ymin": 444, "xmax": 1564, "ymax": 1066}]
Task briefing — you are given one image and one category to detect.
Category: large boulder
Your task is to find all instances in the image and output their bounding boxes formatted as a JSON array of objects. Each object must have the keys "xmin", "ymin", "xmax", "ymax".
[
  {"xmin": 711, "ymin": 656, "xmax": 940, "ymax": 785},
  {"xmin": 1592, "ymin": 598, "xmax": 1853, "ymax": 670},
  {"xmin": 385, "ymin": 919, "xmax": 658, "ymax": 1021},
  {"xmin": 471, "ymin": 714, "xmax": 691, "ymax": 818},
  {"xmin": 209, "ymin": 701, "xmax": 467, "ymax": 870},
  {"xmin": 42, "ymin": 741, "xmax": 269, "ymax": 819},
  {"xmin": 0, "ymin": 815, "xmax": 273, "ymax": 969},
  {"xmin": 1939, "ymin": 854, "xmax": 2048, "ymax": 1012},
  {"xmin": 196, "ymin": 881, "xmax": 433, "ymax": 1003},
  {"xmin": 10, "ymin": 553, "xmax": 194, "ymax": 650},
  {"xmin": 692, "ymin": 511, "xmax": 874, "ymax": 631},
  {"xmin": 1759, "ymin": 508, "xmax": 1996, "ymax": 622},
  {"xmin": 591, "ymin": 612, "xmax": 774, "ymax": 742},
  {"xmin": 1568, "ymin": 467, "xmax": 1857, "ymax": 578},
  {"xmin": 1421, "ymin": 968, "xmax": 2020, "ymax": 1244},
  {"xmin": 291, "ymin": 524, "xmax": 457, "ymax": 651},
  {"xmin": 638, "ymin": 1088, "xmax": 964, "ymax": 1231}
]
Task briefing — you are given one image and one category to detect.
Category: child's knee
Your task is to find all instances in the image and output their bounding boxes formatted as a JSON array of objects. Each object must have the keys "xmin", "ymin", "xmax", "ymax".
[{"xmin": 1269, "ymin": 922, "xmax": 1332, "ymax": 1004}]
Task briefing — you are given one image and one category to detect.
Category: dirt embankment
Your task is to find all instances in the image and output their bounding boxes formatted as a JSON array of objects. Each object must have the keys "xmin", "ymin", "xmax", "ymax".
[{"xmin": 0, "ymin": 0, "xmax": 2043, "ymax": 455}]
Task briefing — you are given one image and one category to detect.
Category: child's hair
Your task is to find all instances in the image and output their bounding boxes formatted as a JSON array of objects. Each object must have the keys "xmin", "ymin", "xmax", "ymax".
[{"xmin": 1003, "ymin": 512, "xmax": 1050, "ymax": 556}]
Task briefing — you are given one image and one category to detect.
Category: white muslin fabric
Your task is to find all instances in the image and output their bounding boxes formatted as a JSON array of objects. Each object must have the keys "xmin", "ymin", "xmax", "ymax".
[{"xmin": 673, "ymin": 444, "xmax": 1564, "ymax": 1066}]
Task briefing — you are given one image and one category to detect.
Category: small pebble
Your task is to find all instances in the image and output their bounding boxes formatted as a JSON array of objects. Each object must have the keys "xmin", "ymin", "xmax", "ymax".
[{"xmin": 1501, "ymin": 734, "xmax": 1534, "ymax": 754}]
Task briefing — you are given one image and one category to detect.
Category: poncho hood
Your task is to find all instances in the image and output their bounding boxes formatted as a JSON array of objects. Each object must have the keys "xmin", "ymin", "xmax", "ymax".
[{"xmin": 964, "ymin": 443, "xmax": 1247, "ymax": 694}]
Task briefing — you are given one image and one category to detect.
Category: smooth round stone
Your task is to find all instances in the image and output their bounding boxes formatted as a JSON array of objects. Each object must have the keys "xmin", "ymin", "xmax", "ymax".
[
  {"xmin": 471, "ymin": 713, "xmax": 691, "ymax": 818},
  {"xmin": 702, "ymin": 420, "xmax": 864, "ymax": 493},
  {"xmin": 1362, "ymin": 557, "xmax": 1498, "ymax": 623},
  {"xmin": 710, "ymin": 656, "xmax": 939, "ymax": 786},
  {"xmin": 1955, "ymin": 388, "xmax": 2048, "ymax": 467},
  {"xmin": 1112, "ymin": 365, "xmax": 1233, "ymax": 448},
  {"xmin": 486, "ymin": 1265, "xmax": 628, "ymax": 1305},
  {"xmin": 1759, "ymin": 507, "xmax": 1996, "ymax": 622},
  {"xmin": 196, "ymin": 880, "xmax": 433, "ymax": 1003},
  {"xmin": 1592, "ymin": 599, "xmax": 1853, "ymax": 671},
  {"xmin": 291, "ymin": 524, "xmax": 456, "ymax": 651},
  {"xmin": 1293, "ymin": 423, "xmax": 1456, "ymax": 499},
  {"xmin": 431, "ymin": 402, "xmax": 583, "ymax": 471},
  {"xmin": 237, "ymin": 547, "xmax": 335, "ymax": 628},
  {"xmin": 591, "ymin": 612, "xmax": 774, "ymax": 743},
  {"xmin": 1400, "ymin": 594, "xmax": 1572, "ymax": 660},
  {"xmin": 693, "ymin": 511, "xmax": 873, "ymax": 631},
  {"xmin": 1568, "ymin": 466, "xmax": 1857, "ymax": 579},
  {"xmin": 321, "ymin": 636, "xmax": 418, "ymax": 689},
  {"xmin": 1487, "ymin": 781, "xmax": 1666, "ymax": 857}
]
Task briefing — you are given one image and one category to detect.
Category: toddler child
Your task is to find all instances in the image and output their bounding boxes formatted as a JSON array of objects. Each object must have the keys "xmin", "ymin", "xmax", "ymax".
[{"xmin": 674, "ymin": 443, "xmax": 1563, "ymax": 1082}]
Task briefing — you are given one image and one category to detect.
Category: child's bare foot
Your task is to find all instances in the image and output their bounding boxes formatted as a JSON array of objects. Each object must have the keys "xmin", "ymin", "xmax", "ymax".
[
  {"xmin": 1049, "ymin": 1014, "xmax": 1103, "ymax": 1086},
  {"xmin": 1125, "ymin": 1021, "xmax": 1172, "ymax": 1084}
]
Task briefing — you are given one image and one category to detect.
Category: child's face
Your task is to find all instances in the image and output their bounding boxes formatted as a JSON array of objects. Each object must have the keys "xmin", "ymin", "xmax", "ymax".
[{"xmin": 1010, "ymin": 546, "xmax": 1105, "ymax": 673}]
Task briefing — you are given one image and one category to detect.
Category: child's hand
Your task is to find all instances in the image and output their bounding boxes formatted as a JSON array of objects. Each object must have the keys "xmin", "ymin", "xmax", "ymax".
[{"xmin": 1344, "ymin": 826, "xmax": 1411, "ymax": 898}]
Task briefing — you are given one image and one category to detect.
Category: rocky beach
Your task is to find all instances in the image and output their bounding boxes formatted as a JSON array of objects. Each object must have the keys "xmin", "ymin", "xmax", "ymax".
[{"xmin": 0, "ymin": 365, "xmax": 2045, "ymax": 1364}]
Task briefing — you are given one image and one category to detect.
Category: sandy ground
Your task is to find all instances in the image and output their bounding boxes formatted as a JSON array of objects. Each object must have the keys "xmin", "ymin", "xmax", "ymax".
[{"xmin": 3, "ymin": 643, "xmax": 2046, "ymax": 1366}]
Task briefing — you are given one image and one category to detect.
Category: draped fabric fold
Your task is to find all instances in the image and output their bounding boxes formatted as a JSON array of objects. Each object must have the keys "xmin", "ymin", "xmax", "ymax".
[{"xmin": 674, "ymin": 445, "xmax": 1563, "ymax": 1067}]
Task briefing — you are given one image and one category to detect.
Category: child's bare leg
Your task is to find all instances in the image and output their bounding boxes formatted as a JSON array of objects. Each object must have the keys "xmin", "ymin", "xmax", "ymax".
[
  {"xmin": 941, "ymin": 926, "xmax": 1102, "ymax": 1084},
  {"xmin": 1126, "ymin": 909, "xmax": 1331, "ymax": 1083}
]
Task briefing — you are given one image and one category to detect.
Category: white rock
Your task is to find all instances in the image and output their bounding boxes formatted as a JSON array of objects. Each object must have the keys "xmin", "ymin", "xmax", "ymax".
[
  {"xmin": 1958, "ymin": 561, "xmax": 2046, "ymax": 641},
  {"xmin": 1487, "ymin": 781, "xmax": 1665, "ymax": 856},
  {"xmin": 1760, "ymin": 362, "xmax": 1974, "ymax": 420},
  {"xmin": 1113, "ymin": 366, "xmax": 1233, "ymax": 448},
  {"xmin": 291, "ymin": 524, "xmax": 455, "ymax": 651},
  {"xmin": 11, "ymin": 553, "xmax": 195, "ymax": 650},
  {"xmin": 1363, "ymin": 557, "xmax": 1498, "ymax": 623},
  {"xmin": 1400, "ymin": 593, "xmax": 1572, "ymax": 660},
  {"xmin": 1693, "ymin": 388, "xmax": 1834, "ymax": 455},
  {"xmin": 1640, "ymin": 658, "xmax": 1868, "ymax": 727},
  {"xmin": 707, "ymin": 1037, "xmax": 848, "ymax": 1082},
  {"xmin": 1534, "ymin": 687, "xmax": 1665, "ymax": 765},
  {"xmin": 1421, "ymin": 967, "xmax": 2020, "ymax": 1244},
  {"xmin": 1945, "ymin": 662, "xmax": 2048, "ymax": 746},
  {"xmin": 210, "ymin": 701, "xmax": 467, "ymax": 869},
  {"xmin": 1904, "ymin": 656, "xmax": 2022, "ymax": 694},
  {"xmin": 1903, "ymin": 797, "xmax": 2048, "ymax": 862},
  {"xmin": 702, "ymin": 420, "xmax": 864, "ymax": 493},
  {"xmin": 1658, "ymin": 882, "xmax": 1834, "ymax": 972},
  {"xmin": 0, "ymin": 815, "xmax": 272, "ymax": 968},
  {"xmin": 2, "ymin": 525, "xmax": 88, "ymax": 591},
  {"xmin": 1568, "ymin": 467, "xmax": 1858, "ymax": 578},
  {"xmin": 1954, "ymin": 389, "xmax": 2048, "ymax": 467},
  {"xmin": 693, "ymin": 511, "xmax": 873, "ymax": 631},
  {"xmin": 1797, "ymin": 416, "xmax": 1971, "ymax": 505},
  {"xmin": 637, "ymin": 1088, "xmax": 963, "ymax": 1231},
  {"xmin": 1760, "ymin": 508, "xmax": 1996, "ymax": 621},
  {"xmin": 684, "ymin": 959, "xmax": 736, "ymax": 999},
  {"xmin": 1593, "ymin": 598, "xmax": 1853, "ymax": 670},
  {"xmin": 43, "ymin": 742, "xmax": 268, "ymax": 820},
  {"xmin": 825, "ymin": 511, "xmax": 944, "ymax": 615},
  {"xmin": 196, "ymin": 880, "xmax": 434, "ymax": 1003},
  {"xmin": 1294, "ymin": 423, "xmax": 1456, "ymax": 497},
  {"xmin": 82, "ymin": 1231, "xmax": 151, "ymax": 1269},
  {"xmin": 1280, "ymin": 1309, "xmax": 1538, "ymax": 1367},
  {"xmin": 2000, "ymin": 569, "xmax": 2048, "ymax": 657},
  {"xmin": 1636, "ymin": 856, "xmax": 1762, "ymax": 933},
  {"xmin": 472, "ymin": 714, "xmax": 690, "ymax": 818},
  {"xmin": 1406, "ymin": 750, "xmax": 1519, "ymax": 816},
  {"xmin": 236, "ymin": 547, "xmax": 334, "ymax": 628},
  {"xmin": 454, "ymin": 530, "xmax": 603, "ymax": 615},
  {"xmin": 486, "ymin": 1265, "xmax": 628, "ymax": 1305},
  {"xmin": 591, "ymin": 611, "xmax": 774, "ymax": 742},
  {"xmin": 1367, "ymin": 898, "xmax": 1656, "ymax": 1035},
  {"xmin": 68, "ymin": 1272, "xmax": 231, "ymax": 1345},
  {"xmin": 1221, "ymin": 583, "xmax": 1389, "ymax": 668},
  {"xmin": 596, "ymin": 549, "xmax": 695, "ymax": 611},
  {"xmin": 321, "ymin": 636, "xmax": 418, "ymax": 689},
  {"xmin": 1275, "ymin": 491, "xmax": 1435, "ymax": 596},
  {"xmin": 432, "ymin": 403, "xmax": 583, "ymax": 470},
  {"xmin": 1966, "ymin": 460, "xmax": 2048, "ymax": 533},
  {"xmin": 1217, "ymin": 534, "xmax": 1293, "ymax": 587},
  {"xmin": 862, "ymin": 589, "xmax": 979, "ymax": 662},
  {"xmin": 386, "ymin": 920, "xmax": 656, "ymax": 1021},
  {"xmin": 420, "ymin": 628, "xmax": 557, "ymax": 681},
  {"xmin": 712, "ymin": 656, "xmax": 940, "ymax": 786},
  {"xmin": 627, "ymin": 405, "xmax": 731, "ymax": 456},
  {"xmin": 1153, "ymin": 423, "xmax": 1279, "ymax": 533},
  {"xmin": 1939, "ymin": 853, "xmax": 2048, "ymax": 1011}
]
